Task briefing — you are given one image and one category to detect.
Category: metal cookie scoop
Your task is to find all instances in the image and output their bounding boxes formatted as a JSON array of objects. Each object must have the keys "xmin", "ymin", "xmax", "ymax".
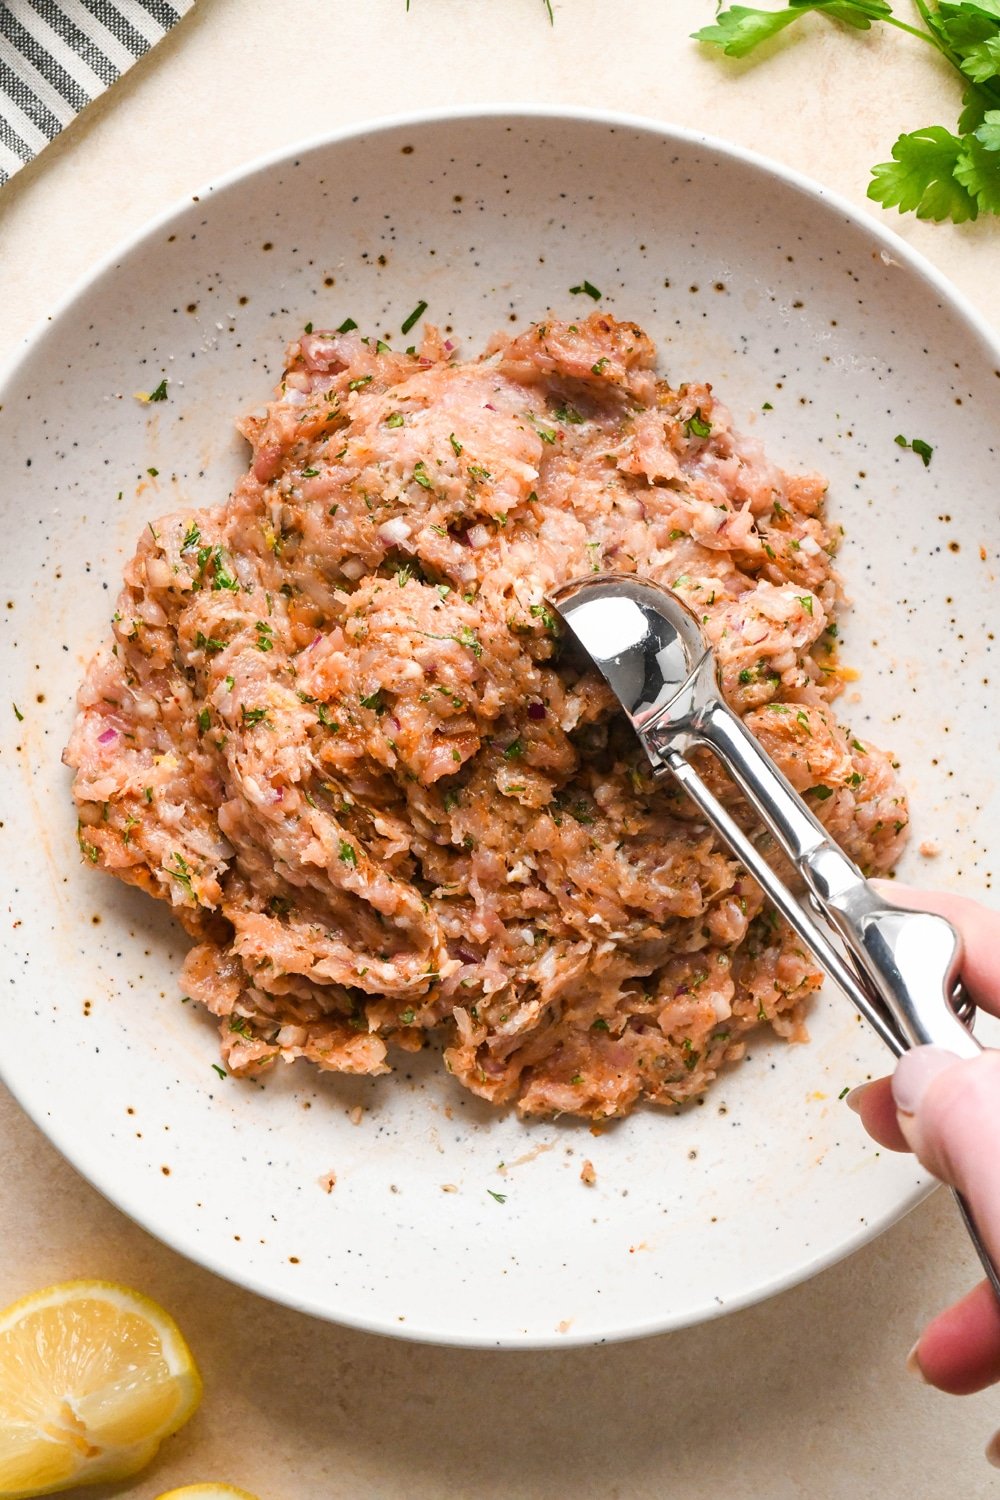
[{"xmin": 551, "ymin": 571, "xmax": 999, "ymax": 1295}]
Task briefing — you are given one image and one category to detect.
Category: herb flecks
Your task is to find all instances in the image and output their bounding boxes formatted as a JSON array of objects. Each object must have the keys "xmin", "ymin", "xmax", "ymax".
[
  {"xmin": 895, "ymin": 433, "xmax": 934, "ymax": 467},
  {"xmin": 454, "ymin": 625, "xmax": 483, "ymax": 658},
  {"xmin": 168, "ymin": 853, "xmax": 197, "ymax": 899},
  {"xmin": 401, "ymin": 300, "xmax": 428, "ymax": 335},
  {"xmin": 529, "ymin": 601, "xmax": 559, "ymax": 635},
  {"xmin": 241, "ymin": 705, "xmax": 272, "ymax": 728},
  {"xmin": 135, "ymin": 379, "xmax": 169, "ymax": 403}
]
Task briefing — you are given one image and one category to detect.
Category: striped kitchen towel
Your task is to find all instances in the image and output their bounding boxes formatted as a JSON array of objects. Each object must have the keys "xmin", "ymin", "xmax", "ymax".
[{"xmin": 0, "ymin": 1, "xmax": 194, "ymax": 186}]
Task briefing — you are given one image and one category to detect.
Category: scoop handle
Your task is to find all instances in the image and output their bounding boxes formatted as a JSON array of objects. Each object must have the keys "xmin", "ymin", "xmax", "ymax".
[
  {"xmin": 661, "ymin": 695, "xmax": 1000, "ymax": 1301},
  {"xmin": 682, "ymin": 697, "xmax": 979, "ymax": 1055}
]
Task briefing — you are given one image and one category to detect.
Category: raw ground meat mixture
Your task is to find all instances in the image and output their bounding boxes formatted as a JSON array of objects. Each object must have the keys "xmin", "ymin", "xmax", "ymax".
[{"xmin": 65, "ymin": 313, "xmax": 908, "ymax": 1119}]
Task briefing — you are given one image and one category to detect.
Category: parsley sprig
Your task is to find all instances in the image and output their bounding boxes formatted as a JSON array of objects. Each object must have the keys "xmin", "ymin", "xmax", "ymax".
[{"xmin": 694, "ymin": 0, "xmax": 1000, "ymax": 222}]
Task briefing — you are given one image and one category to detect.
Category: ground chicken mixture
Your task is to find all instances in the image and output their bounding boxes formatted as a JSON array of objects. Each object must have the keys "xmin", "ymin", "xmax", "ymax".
[{"xmin": 65, "ymin": 313, "xmax": 908, "ymax": 1119}]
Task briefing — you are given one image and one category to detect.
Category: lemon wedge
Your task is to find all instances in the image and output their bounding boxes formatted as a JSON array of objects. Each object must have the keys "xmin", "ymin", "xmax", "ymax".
[
  {"xmin": 156, "ymin": 1489, "xmax": 260, "ymax": 1499},
  {"xmin": 0, "ymin": 1280, "xmax": 202, "ymax": 1498}
]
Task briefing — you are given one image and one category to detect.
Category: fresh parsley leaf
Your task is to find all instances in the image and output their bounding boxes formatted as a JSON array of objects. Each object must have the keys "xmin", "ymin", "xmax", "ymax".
[
  {"xmin": 698, "ymin": 0, "xmax": 1000, "ymax": 224},
  {"xmin": 337, "ymin": 317, "xmax": 358, "ymax": 333},
  {"xmin": 933, "ymin": 0, "xmax": 1000, "ymax": 62},
  {"xmin": 148, "ymin": 379, "xmax": 169, "ymax": 402},
  {"xmin": 696, "ymin": 0, "xmax": 892, "ymax": 56},
  {"xmin": 869, "ymin": 126, "xmax": 979, "ymax": 221},
  {"xmin": 569, "ymin": 279, "xmax": 602, "ymax": 300},
  {"xmin": 692, "ymin": 3, "xmax": 803, "ymax": 56},
  {"xmin": 954, "ymin": 109, "xmax": 1000, "ymax": 209},
  {"xmin": 958, "ymin": 33, "xmax": 1000, "ymax": 82}
]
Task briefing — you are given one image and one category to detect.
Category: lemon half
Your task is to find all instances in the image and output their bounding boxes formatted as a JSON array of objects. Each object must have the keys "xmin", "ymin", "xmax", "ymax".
[
  {"xmin": 0, "ymin": 1279, "xmax": 202, "ymax": 1498},
  {"xmin": 156, "ymin": 1488, "xmax": 260, "ymax": 1499}
]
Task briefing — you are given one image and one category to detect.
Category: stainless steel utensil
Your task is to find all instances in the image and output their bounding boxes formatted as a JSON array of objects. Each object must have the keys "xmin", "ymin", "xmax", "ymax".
[{"xmin": 551, "ymin": 570, "xmax": 999, "ymax": 1296}]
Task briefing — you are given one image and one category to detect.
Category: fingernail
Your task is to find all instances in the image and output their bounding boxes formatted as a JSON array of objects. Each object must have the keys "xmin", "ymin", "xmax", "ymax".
[
  {"xmin": 891, "ymin": 1047, "xmax": 960, "ymax": 1117},
  {"xmin": 845, "ymin": 1085, "xmax": 868, "ymax": 1114},
  {"xmin": 986, "ymin": 1430, "xmax": 1000, "ymax": 1468},
  {"xmin": 906, "ymin": 1341, "xmax": 927, "ymax": 1382}
]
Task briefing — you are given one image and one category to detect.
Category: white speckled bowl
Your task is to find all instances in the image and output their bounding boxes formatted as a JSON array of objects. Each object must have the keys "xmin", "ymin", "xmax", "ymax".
[{"xmin": 2, "ymin": 109, "xmax": 999, "ymax": 1348}]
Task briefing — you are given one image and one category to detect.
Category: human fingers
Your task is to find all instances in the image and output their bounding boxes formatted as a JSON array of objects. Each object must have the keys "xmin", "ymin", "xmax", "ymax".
[
  {"xmin": 846, "ymin": 1076, "xmax": 909, "ymax": 1151},
  {"xmin": 891, "ymin": 1046, "xmax": 1000, "ymax": 1397},
  {"xmin": 846, "ymin": 882, "xmax": 1000, "ymax": 1151},
  {"xmin": 911, "ymin": 1279, "xmax": 1000, "ymax": 1396}
]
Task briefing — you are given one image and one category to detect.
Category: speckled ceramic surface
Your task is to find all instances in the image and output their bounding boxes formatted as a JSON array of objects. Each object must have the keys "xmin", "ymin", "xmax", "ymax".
[{"xmin": 2, "ymin": 108, "xmax": 999, "ymax": 1349}]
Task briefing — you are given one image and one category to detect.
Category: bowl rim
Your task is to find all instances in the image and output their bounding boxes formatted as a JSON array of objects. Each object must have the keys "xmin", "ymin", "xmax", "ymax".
[
  {"xmin": 3, "ymin": 103, "xmax": 988, "ymax": 1348},
  {"xmin": 5, "ymin": 102, "xmax": 1000, "ymax": 395}
]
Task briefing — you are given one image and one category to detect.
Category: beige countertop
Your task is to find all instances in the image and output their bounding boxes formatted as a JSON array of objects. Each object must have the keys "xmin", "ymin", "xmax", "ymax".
[{"xmin": 2, "ymin": 2, "xmax": 999, "ymax": 1495}]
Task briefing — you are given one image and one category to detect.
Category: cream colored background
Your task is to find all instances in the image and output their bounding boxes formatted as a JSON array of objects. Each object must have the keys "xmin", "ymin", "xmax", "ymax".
[{"xmin": 2, "ymin": 1, "xmax": 999, "ymax": 1495}]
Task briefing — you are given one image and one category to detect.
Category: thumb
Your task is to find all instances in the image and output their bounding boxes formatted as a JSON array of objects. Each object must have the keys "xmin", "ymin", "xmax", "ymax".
[{"xmin": 892, "ymin": 1047, "xmax": 1000, "ymax": 1256}]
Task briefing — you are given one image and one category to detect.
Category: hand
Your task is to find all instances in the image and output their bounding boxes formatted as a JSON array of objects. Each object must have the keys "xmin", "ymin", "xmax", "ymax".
[{"xmin": 848, "ymin": 883, "xmax": 1000, "ymax": 1464}]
